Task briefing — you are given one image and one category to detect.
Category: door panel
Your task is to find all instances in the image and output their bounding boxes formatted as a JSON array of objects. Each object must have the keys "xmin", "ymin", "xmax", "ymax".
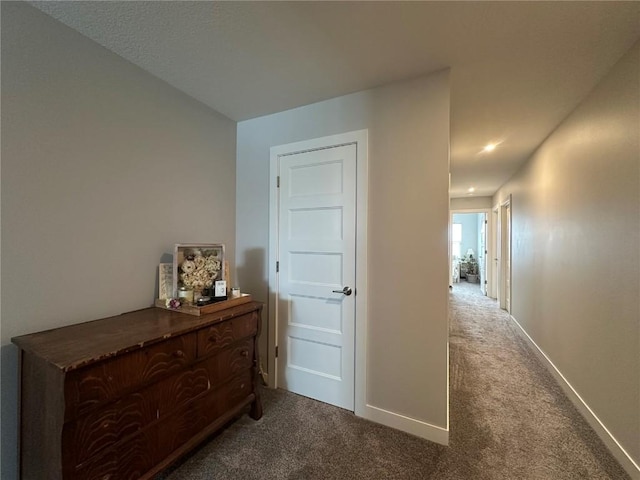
[
  {"xmin": 277, "ymin": 144, "xmax": 356, "ymax": 410},
  {"xmin": 288, "ymin": 294, "xmax": 343, "ymax": 332},
  {"xmin": 289, "ymin": 251, "xmax": 343, "ymax": 285}
]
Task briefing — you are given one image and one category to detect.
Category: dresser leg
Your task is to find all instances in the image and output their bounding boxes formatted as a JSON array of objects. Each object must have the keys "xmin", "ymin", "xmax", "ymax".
[{"xmin": 250, "ymin": 394, "xmax": 263, "ymax": 420}]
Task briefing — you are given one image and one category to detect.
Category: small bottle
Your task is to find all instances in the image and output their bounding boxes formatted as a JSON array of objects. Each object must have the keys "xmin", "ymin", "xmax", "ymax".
[{"xmin": 231, "ymin": 287, "xmax": 241, "ymax": 298}]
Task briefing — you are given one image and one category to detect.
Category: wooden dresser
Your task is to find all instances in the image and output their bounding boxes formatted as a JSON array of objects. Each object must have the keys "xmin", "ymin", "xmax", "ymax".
[{"xmin": 12, "ymin": 301, "xmax": 263, "ymax": 480}]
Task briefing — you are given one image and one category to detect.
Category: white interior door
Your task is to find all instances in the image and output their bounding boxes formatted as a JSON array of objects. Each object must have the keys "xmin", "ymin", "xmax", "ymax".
[{"xmin": 276, "ymin": 143, "xmax": 356, "ymax": 410}]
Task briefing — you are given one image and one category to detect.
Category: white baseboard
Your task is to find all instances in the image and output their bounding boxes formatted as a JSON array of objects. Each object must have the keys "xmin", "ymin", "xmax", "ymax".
[
  {"xmin": 509, "ymin": 314, "xmax": 640, "ymax": 480},
  {"xmin": 361, "ymin": 404, "xmax": 449, "ymax": 446}
]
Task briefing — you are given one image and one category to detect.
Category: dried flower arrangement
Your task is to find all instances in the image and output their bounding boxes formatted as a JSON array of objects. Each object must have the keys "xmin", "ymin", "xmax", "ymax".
[{"xmin": 173, "ymin": 244, "xmax": 225, "ymax": 297}]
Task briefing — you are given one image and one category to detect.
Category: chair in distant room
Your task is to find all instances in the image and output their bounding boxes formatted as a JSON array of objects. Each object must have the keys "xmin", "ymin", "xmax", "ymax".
[{"xmin": 452, "ymin": 256, "xmax": 460, "ymax": 283}]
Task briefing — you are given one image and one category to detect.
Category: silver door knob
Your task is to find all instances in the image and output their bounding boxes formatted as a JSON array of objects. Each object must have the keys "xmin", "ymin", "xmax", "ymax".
[{"xmin": 332, "ymin": 286, "xmax": 353, "ymax": 296}]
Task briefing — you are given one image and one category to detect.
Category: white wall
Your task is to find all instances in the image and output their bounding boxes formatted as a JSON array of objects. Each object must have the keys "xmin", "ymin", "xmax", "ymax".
[
  {"xmin": 452, "ymin": 213, "xmax": 478, "ymax": 258},
  {"xmin": 450, "ymin": 196, "xmax": 492, "ymax": 210},
  {"xmin": 1, "ymin": 4, "xmax": 237, "ymax": 477},
  {"xmin": 494, "ymin": 41, "xmax": 639, "ymax": 476},
  {"xmin": 237, "ymin": 72, "xmax": 450, "ymax": 439}
]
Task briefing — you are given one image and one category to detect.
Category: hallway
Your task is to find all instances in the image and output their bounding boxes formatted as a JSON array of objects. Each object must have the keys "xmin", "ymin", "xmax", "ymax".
[{"xmin": 448, "ymin": 281, "xmax": 628, "ymax": 479}]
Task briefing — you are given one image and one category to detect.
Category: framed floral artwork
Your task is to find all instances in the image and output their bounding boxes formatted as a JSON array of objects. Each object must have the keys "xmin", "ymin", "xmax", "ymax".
[{"xmin": 173, "ymin": 243, "xmax": 225, "ymax": 298}]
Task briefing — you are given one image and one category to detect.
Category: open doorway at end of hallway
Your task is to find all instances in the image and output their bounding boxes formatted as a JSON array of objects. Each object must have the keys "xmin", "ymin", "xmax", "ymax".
[{"xmin": 450, "ymin": 210, "xmax": 490, "ymax": 296}]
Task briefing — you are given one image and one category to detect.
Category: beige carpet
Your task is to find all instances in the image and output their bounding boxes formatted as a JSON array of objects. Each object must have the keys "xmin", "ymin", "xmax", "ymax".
[{"xmin": 158, "ymin": 281, "xmax": 629, "ymax": 479}]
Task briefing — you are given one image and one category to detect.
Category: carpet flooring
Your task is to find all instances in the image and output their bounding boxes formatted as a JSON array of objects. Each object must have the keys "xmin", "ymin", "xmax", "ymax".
[{"xmin": 157, "ymin": 281, "xmax": 629, "ymax": 479}]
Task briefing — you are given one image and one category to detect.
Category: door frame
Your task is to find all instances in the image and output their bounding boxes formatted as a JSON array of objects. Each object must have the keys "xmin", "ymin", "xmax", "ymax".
[
  {"xmin": 268, "ymin": 130, "xmax": 369, "ymax": 416},
  {"xmin": 491, "ymin": 207, "xmax": 499, "ymax": 299},
  {"xmin": 496, "ymin": 195, "xmax": 512, "ymax": 311},
  {"xmin": 449, "ymin": 208, "xmax": 493, "ymax": 296}
]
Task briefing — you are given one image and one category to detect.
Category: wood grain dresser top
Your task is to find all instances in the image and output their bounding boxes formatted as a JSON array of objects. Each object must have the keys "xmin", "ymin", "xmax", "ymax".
[{"xmin": 12, "ymin": 301, "xmax": 262, "ymax": 372}]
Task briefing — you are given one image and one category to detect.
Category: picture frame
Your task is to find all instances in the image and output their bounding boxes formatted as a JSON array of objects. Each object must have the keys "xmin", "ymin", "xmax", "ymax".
[
  {"xmin": 158, "ymin": 263, "xmax": 174, "ymax": 300},
  {"xmin": 173, "ymin": 243, "xmax": 225, "ymax": 297}
]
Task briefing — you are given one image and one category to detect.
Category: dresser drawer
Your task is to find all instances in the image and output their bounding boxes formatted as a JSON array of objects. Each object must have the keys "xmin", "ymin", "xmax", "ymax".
[
  {"xmin": 196, "ymin": 369, "xmax": 253, "ymax": 426},
  {"xmin": 71, "ymin": 425, "xmax": 159, "ymax": 480},
  {"xmin": 222, "ymin": 370, "xmax": 254, "ymax": 411},
  {"xmin": 197, "ymin": 312, "xmax": 258, "ymax": 358},
  {"xmin": 63, "ymin": 391, "xmax": 156, "ymax": 468},
  {"xmin": 65, "ymin": 333, "xmax": 196, "ymax": 419},
  {"xmin": 154, "ymin": 365, "xmax": 210, "ymax": 417},
  {"xmin": 69, "ymin": 449, "xmax": 117, "ymax": 480},
  {"xmin": 157, "ymin": 401, "xmax": 209, "ymax": 461},
  {"xmin": 200, "ymin": 338, "xmax": 254, "ymax": 386},
  {"xmin": 65, "ymin": 364, "xmax": 210, "ymax": 470}
]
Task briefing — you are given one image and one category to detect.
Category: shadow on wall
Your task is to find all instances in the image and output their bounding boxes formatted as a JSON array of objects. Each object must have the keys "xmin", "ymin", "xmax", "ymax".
[
  {"xmin": 236, "ymin": 248, "xmax": 269, "ymax": 379},
  {"xmin": 1, "ymin": 344, "xmax": 19, "ymax": 479},
  {"xmin": 236, "ymin": 248, "xmax": 267, "ymax": 304}
]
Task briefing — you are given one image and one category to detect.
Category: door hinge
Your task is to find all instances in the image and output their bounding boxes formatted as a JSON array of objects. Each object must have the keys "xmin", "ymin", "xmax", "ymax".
[
  {"xmin": 277, "ymin": 176, "xmax": 280, "ymax": 188},
  {"xmin": 275, "ymin": 346, "xmax": 279, "ymax": 358},
  {"xmin": 485, "ymin": 280, "xmax": 488, "ymax": 284},
  {"xmin": 276, "ymin": 261, "xmax": 279, "ymax": 273}
]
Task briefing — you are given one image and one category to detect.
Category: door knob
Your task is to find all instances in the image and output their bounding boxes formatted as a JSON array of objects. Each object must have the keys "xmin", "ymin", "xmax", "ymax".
[{"xmin": 332, "ymin": 286, "xmax": 353, "ymax": 296}]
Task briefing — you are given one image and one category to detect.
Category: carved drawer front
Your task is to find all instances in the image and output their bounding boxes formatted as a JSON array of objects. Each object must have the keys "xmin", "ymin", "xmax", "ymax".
[
  {"xmin": 197, "ymin": 312, "xmax": 258, "ymax": 358},
  {"xmin": 62, "ymin": 391, "xmax": 156, "ymax": 468},
  {"xmin": 65, "ymin": 334, "xmax": 196, "ymax": 419},
  {"xmin": 65, "ymin": 362, "xmax": 211, "ymax": 469},
  {"xmin": 198, "ymin": 370, "xmax": 253, "ymax": 426},
  {"xmin": 73, "ymin": 425, "xmax": 160, "ymax": 480},
  {"xmin": 69, "ymin": 448, "xmax": 117, "ymax": 480},
  {"xmin": 116, "ymin": 425, "xmax": 161, "ymax": 480},
  {"xmin": 222, "ymin": 370, "xmax": 253, "ymax": 411},
  {"xmin": 157, "ymin": 402, "xmax": 209, "ymax": 460},
  {"xmin": 200, "ymin": 338, "xmax": 254, "ymax": 386},
  {"xmin": 155, "ymin": 365, "xmax": 210, "ymax": 418}
]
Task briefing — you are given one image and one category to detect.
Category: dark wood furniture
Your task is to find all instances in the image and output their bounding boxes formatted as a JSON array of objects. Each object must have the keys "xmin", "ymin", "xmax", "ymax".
[{"xmin": 12, "ymin": 301, "xmax": 263, "ymax": 480}]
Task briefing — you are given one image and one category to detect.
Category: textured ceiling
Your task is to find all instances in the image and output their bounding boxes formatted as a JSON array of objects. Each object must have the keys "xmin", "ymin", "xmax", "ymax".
[{"xmin": 31, "ymin": 1, "xmax": 640, "ymax": 198}]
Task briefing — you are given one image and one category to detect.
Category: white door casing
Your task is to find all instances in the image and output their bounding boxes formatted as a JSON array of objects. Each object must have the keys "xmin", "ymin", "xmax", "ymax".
[
  {"xmin": 505, "ymin": 201, "xmax": 512, "ymax": 313},
  {"xmin": 479, "ymin": 213, "xmax": 487, "ymax": 295},
  {"xmin": 491, "ymin": 208, "xmax": 499, "ymax": 299},
  {"xmin": 498, "ymin": 196, "xmax": 512, "ymax": 312},
  {"xmin": 268, "ymin": 130, "xmax": 368, "ymax": 415}
]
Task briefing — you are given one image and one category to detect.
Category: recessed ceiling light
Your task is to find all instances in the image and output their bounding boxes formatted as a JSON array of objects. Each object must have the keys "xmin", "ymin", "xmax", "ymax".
[
  {"xmin": 468, "ymin": 187, "xmax": 475, "ymax": 193},
  {"xmin": 482, "ymin": 143, "xmax": 497, "ymax": 153}
]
